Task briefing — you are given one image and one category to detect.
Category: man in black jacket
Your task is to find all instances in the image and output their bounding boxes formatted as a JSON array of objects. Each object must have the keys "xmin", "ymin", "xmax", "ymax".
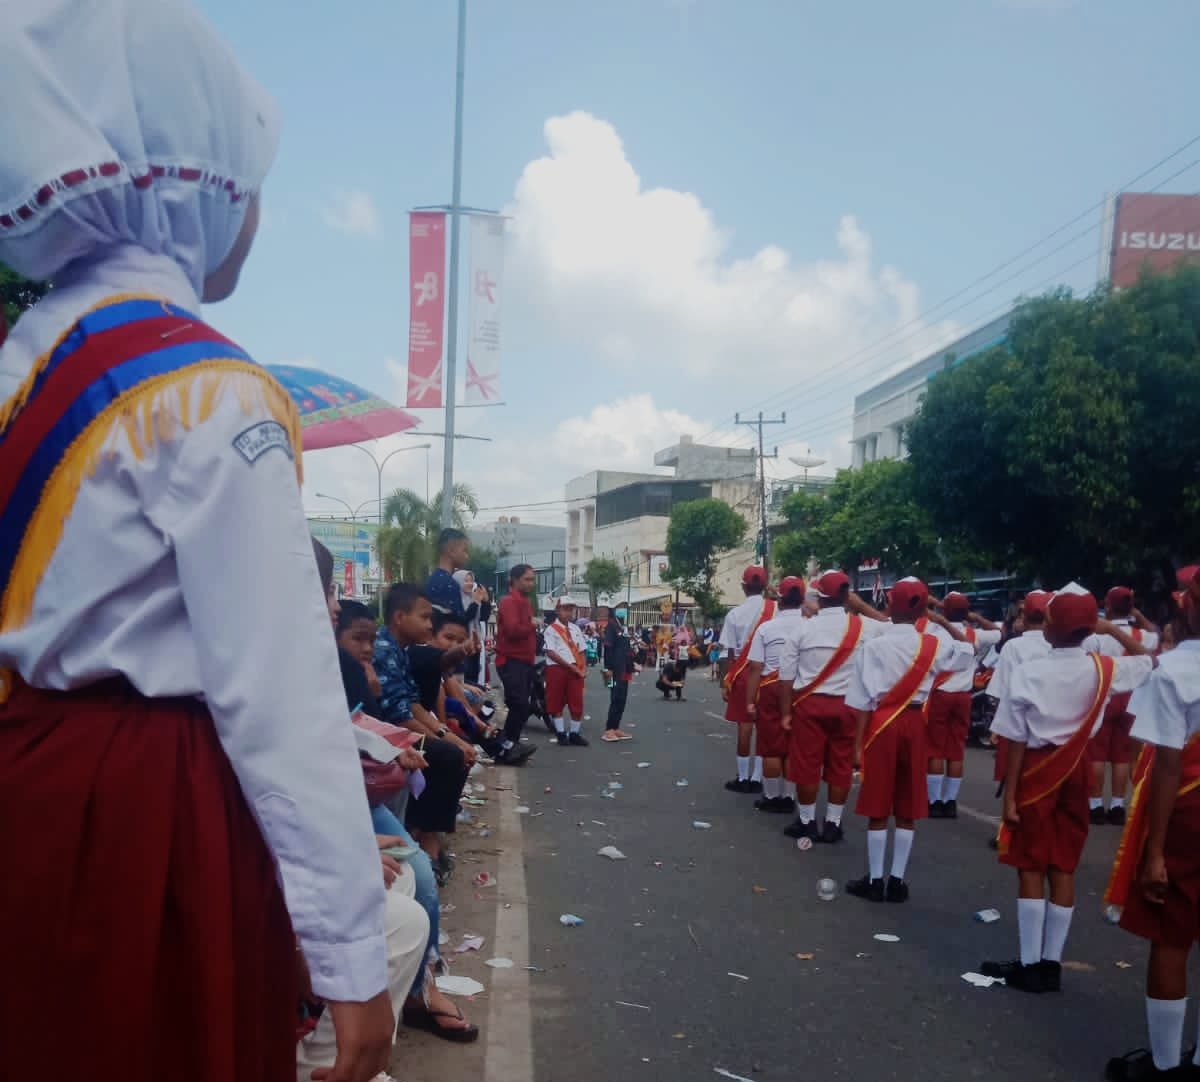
[{"xmin": 601, "ymin": 606, "xmax": 638, "ymax": 742}]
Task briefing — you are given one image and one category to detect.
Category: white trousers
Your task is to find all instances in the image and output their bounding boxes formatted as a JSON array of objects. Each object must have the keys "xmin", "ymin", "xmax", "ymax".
[{"xmin": 295, "ymin": 864, "xmax": 430, "ymax": 1082}]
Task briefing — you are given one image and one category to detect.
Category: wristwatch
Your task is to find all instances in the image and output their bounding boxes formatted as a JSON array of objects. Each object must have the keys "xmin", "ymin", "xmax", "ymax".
[{"xmin": 437, "ymin": 726, "xmax": 449, "ymax": 738}]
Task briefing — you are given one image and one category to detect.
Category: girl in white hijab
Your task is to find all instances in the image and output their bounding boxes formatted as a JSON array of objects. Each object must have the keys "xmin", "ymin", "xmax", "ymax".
[{"xmin": 0, "ymin": 4, "xmax": 394, "ymax": 1081}]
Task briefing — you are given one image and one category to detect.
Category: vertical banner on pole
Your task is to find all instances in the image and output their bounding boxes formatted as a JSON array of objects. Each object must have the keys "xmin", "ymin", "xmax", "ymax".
[
  {"xmin": 464, "ymin": 215, "xmax": 505, "ymax": 404},
  {"xmin": 407, "ymin": 211, "xmax": 447, "ymax": 408},
  {"xmin": 343, "ymin": 559, "xmax": 355, "ymax": 597}
]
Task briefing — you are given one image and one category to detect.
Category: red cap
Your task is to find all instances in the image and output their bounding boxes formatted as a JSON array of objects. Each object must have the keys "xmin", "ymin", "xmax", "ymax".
[
  {"xmin": 890, "ymin": 577, "xmax": 928, "ymax": 614},
  {"xmin": 778, "ymin": 575, "xmax": 806, "ymax": 602},
  {"xmin": 1104, "ymin": 586, "xmax": 1133, "ymax": 615},
  {"xmin": 1177, "ymin": 565, "xmax": 1200, "ymax": 589},
  {"xmin": 943, "ymin": 591, "xmax": 971, "ymax": 617},
  {"xmin": 742, "ymin": 566, "xmax": 767, "ymax": 588},
  {"xmin": 814, "ymin": 570, "xmax": 850, "ymax": 599},
  {"xmin": 1046, "ymin": 584, "xmax": 1098, "ymax": 634},
  {"xmin": 1022, "ymin": 590, "xmax": 1052, "ymax": 617}
]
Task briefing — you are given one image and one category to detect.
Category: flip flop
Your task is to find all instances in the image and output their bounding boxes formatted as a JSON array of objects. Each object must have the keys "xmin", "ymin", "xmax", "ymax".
[
  {"xmin": 402, "ymin": 1003, "xmax": 480, "ymax": 1043},
  {"xmin": 601, "ymin": 732, "xmax": 621, "ymax": 742}
]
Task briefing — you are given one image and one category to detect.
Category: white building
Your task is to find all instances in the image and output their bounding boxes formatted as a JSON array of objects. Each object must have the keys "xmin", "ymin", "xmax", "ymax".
[{"xmin": 851, "ymin": 311, "xmax": 1012, "ymax": 467}]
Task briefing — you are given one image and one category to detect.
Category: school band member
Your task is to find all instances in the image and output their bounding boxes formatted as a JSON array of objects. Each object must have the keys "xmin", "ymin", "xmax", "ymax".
[
  {"xmin": 544, "ymin": 597, "xmax": 590, "ymax": 747},
  {"xmin": 721, "ymin": 566, "xmax": 776, "ymax": 794}
]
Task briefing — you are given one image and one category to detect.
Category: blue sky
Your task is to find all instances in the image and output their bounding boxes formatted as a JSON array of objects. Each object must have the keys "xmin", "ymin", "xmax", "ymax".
[{"xmin": 198, "ymin": 0, "xmax": 1200, "ymax": 525}]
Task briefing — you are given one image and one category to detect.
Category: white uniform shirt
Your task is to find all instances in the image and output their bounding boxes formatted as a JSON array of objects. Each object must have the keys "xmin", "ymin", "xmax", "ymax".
[
  {"xmin": 988, "ymin": 629, "xmax": 1053, "ymax": 707},
  {"xmin": 990, "ymin": 647, "xmax": 1154, "ymax": 749},
  {"xmin": 746, "ymin": 608, "xmax": 808, "ymax": 675},
  {"xmin": 719, "ymin": 594, "xmax": 769, "ymax": 654},
  {"xmin": 780, "ymin": 607, "xmax": 888, "ymax": 697},
  {"xmin": 1129, "ymin": 640, "xmax": 1200, "ymax": 750},
  {"xmin": 544, "ymin": 620, "xmax": 587, "ymax": 669},
  {"xmin": 0, "ymin": 259, "xmax": 386, "ymax": 1003},
  {"xmin": 927, "ymin": 622, "xmax": 1002, "ymax": 693},
  {"xmin": 1083, "ymin": 619, "xmax": 1160, "ymax": 658},
  {"xmin": 845, "ymin": 623, "xmax": 976, "ymax": 712}
]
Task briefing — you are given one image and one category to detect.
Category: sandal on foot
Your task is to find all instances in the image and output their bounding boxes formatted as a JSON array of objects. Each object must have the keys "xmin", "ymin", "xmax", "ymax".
[{"xmin": 402, "ymin": 1003, "xmax": 480, "ymax": 1043}]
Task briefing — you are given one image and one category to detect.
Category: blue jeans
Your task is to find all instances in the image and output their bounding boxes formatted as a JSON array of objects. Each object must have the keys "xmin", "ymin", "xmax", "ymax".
[{"xmin": 371, "ymin": 803, "xmax": 439, "ymax": 998}]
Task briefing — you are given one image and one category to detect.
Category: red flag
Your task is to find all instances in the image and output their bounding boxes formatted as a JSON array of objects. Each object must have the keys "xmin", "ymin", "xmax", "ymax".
[
  {"xmin": 343, "ymin": 559, "xmax": 355, "ymax": 597},
  {"xmin": 407, "ymin": 211, "xmax": 446, "ymax": 408}
]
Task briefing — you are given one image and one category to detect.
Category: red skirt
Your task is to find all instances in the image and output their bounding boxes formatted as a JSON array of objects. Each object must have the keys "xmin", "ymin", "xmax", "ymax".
[{"xmin": 0, "ymin": 679, "xmax": 297, "ymax": 1082}]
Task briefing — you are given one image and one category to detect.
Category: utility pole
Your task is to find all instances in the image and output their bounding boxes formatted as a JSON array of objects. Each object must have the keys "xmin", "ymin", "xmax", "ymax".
[{"xmin": 735, "ymin": 411, "xmax": 786, "ymax": 580}]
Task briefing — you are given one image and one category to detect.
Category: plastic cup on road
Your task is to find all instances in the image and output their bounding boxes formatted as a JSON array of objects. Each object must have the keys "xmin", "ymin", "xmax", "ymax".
[{"xmin": 817, "ymin": 877, "xmax": 836, "ymax": 901}]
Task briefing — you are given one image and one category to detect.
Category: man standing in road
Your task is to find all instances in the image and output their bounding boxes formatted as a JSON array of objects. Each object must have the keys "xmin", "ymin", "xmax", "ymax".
[
  {"xmin": 722, "ymin": 566, "xmax": 776, "ymax": 794},
  {"xmin": 602, "ymin": 605, "xmax": 637, "ymax": 742},
  {"xmin": 544, "ymin": 597, "xmax": 590, "ymax": 747},
  {"xmin": 495, "ymin": 564, "xmax": 540, "ymax": 765}
]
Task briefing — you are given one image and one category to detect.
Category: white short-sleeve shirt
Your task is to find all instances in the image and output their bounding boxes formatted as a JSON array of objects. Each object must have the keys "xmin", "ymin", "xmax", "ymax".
[
  {"xmin": 779, "ymin": 608, "xmax": 888, "ymax": 697},
  {"xmin": 928, "ymin": 622, "xmax": 1002, "ymax": 693},
  {"xmin": 845, "ymin": 623, "xmax": 976, "ymax": 713},
  {"xmin": 1129, "ymin": 640, "xmax": 1200, "ymax": 750},
  {"xmin": 719, "ymin": 594, "xmax": 769, "ymax": 654},
  {"xmin": 746, "ymin": 608, "xmax": 808, "ymax": 675}
]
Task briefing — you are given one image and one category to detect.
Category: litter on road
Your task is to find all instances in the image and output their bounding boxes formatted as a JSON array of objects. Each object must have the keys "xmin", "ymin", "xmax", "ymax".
[
  {"xmin": 796, "ymin": 837, "xmax": 813, "ymax": 851},
  {"xmin": 873, "ymin": 933, "xmax": 900, "ymax": 943},
  {"xmin": 796, "ymin": 953, "xmax": 815, "ymax": 961},
  {"xmin": 598, "ymin": 845, "xmax": 627, "ymax": 860},
  {"xmin": 516, "ymin": 805, "xmax": 531, "ymax": 814},
  {"xmin": 1116, "ymin": 961, "xmax": 1133, "ymax": 969},
  {"xmin": 752, "ymin": 885, "xmax": 767, "ymax": 894},
  {"xmin": 485, "ymin": 958, "xmax": 515, "ymax": 969},
  {"xmin": 472, "ymin": 872, "xmax": 496, "ymax": 888},
  {"xmin": 453, "ymin": 935, "xmax": 484, "ymax": 953},
  {"xmin": 559, "ymin": 913, "xmax": 585, "ymax": 926},
  {"xmin": 637, "ymin": 762, "xmax": 652, "ymax": 768},
  {"xmin": 608, "ymin": 781, "xmax": 624, "ymax": 790},
  {"xmin": 727, "ymin": 971, "xmax": 749, "ymax": 981},
  {"xmin": 435, "ymin": 975, "xmax": 486, "ymax": 997},
  {"xmin": 816, "ymin": 878, "xmax": 837, "ymax": 901},
  {"xmin": 975, "ymin": 908, "xmax": 1001, "ymax": 923},
  {"xmin": 614, "ymin": 1000, "xmax": 651, "ymax": 1010},
  {"xmin": 692, "ymin": 820, "xmax": 712, "ymax": 830},
  {"xmin": 961, "ymin": 972, "xmax": 1006, "ymax": 988}
]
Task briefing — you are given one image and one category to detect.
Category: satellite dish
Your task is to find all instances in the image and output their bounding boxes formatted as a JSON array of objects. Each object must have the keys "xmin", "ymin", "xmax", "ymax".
[{"xmin": 789, "ymin": 454, "xmax": 827, "ymax": 470}]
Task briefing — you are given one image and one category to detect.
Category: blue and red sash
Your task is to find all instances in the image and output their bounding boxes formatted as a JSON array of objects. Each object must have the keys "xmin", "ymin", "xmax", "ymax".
[{"xmin": 0, "ymin": 296, "xmax": 300, "ymax": 697}]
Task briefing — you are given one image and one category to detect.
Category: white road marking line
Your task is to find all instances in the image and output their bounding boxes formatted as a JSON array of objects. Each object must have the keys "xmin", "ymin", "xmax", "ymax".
[{"xmin": 955, "ymin": 801, "xmax": 1001, "ymax": 827}]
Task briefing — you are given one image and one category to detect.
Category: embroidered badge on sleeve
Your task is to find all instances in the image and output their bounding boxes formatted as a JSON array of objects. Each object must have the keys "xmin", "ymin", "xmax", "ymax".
[{"xmin": 233, "ymin": 420, "xmax": 294, "ymax": 465}]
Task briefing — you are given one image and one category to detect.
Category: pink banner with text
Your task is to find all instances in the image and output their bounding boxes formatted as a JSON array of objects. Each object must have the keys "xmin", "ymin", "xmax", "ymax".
[{"xmin": 407, "ymin": 211, "xmax": 446, "ymax": 408}]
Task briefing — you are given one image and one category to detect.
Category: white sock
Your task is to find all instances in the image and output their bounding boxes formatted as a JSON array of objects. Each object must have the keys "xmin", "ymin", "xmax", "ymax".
[
  {"xmin": 797, "ymin": 802, "xmax": 816, "ymax": 824},
  {"xmin": 890, "ymin": 828, "xmax": 914, "ymax": 880},
  {"xmin": 736, "ymin": 756, "xmax": 750, "ymax": 781},
  {"xmin": 1111, "ymin": 795, "xmax": 1125, "ymax": 809},
  {"xmin": 762, "ymin": 777, "xmax": 779, "ymax": 799},
  {"xmin": 502, "ymin": 739, "xmax": 514, "ymax": 750},
  {"xmin": 1146, "ymin": 997, "xmax": 1187, "ymax": 1071},
  {"xmin": 1089, "ymin": 797, "xmax": 1103, "ymax": 810},
  {"xmin": 1042, "ymin": 903, "xmax": 1073, "ymax": 962},
  {"xmin": 553, "ymin": 715, "xmax": 565, "ymax": 734},
  {"xmin": 867, "ymin": 829, "xmax": 887, "ymax": 880},
  {"xmin": 785, "ymin": 781, "xmax": 796, "ymax": 800},
  {"xmin": 927, "ymin": 775, "xmax": 943, "ymax": 803},
  {"xmin": 751, "ymin": 756, "xmax": 764, "ymax": 782},
  {"xmin": 943, "ymin": 776, "xmax": 962, "ymax": 802},
  {"xmin": 1017, "ymin": 898, "xmax": 1046, "ymax": 966},
  {"xmin": 569, "ymin": 719, "xmax": 581, "ymax": 735},
  {"xmin": 826, "ymin": 802, "xmax": 844, "ymax": 827}
]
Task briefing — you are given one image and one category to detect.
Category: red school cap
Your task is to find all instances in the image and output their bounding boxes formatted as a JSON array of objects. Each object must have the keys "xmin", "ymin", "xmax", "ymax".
[
  {"xmin": 890, "ymin": 577, "xmax": 928, "ymax": 614},
  {"xmin": 813, "ymin": 570, "xmax": 850, "ymax": 598},
  {"xmin": 742, "ymin": 566, "xmax": 767, "ymax": 588}
]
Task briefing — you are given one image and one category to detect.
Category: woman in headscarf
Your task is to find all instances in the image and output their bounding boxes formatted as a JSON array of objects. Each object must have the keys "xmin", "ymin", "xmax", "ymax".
[
  {"xmin": 0, "ymin": 4, "xmax": 392, "ymax": 1081},
  {"xmin": 453, "ymin": 567, "xmax": 491, "ymax": 684}
]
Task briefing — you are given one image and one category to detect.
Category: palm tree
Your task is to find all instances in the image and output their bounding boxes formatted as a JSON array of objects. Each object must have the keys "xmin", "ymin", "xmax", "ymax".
[{"xmin": 375, "ymin": 483, "xmax": 479, "ymax": 584}]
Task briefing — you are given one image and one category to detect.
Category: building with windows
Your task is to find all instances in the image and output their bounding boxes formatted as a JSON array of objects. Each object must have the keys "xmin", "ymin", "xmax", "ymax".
[{"xmin": 851, "ymin": 311, "xmax": 1012, "ymax": 467}]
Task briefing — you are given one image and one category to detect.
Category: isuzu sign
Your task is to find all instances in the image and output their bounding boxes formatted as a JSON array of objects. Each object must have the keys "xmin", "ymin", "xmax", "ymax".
[{"xmin": 1110, "ymin": 192, "xmax": 1200, "ymax": 288}]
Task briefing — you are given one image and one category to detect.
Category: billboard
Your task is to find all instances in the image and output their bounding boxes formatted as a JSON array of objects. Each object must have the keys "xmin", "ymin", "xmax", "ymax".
[
  {"xmin": 1110, "ymin": 192, "xmax": 1200, "ymax": 289},
  {"xmin": 307, "ymin": 519, "xmax": 378, "ymax": 573}
]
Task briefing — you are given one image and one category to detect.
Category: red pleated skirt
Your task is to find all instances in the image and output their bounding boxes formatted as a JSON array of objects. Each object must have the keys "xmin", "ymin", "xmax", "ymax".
[{"xmin": 0, "ymin": 678, "xmax": 297, "ymax": 1082}]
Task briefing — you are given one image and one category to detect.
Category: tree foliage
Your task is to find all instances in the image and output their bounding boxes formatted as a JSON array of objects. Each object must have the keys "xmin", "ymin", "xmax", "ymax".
[
  {"xmin": 1, "ymin": 264, "xmax": 49, "ymax": 331},
  {"xmin": 906, "ymin": 266, "xmax": 1200, "ymax": 588},
  {"xmin": 664, "ymin": 498, "xmax": 747, "ymax": 617},
  {"xmin": 374, "ymin": 483, "xmax": 478, "ymax": 584},
  {"xmin": 583, "ymin": 556, "xmax": 624, "ymax": 612}
]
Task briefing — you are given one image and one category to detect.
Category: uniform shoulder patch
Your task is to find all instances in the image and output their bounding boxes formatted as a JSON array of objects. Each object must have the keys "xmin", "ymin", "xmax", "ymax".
[{"xmin": 233, "ymin": 420, "xmax": 294, "ymax": 464}]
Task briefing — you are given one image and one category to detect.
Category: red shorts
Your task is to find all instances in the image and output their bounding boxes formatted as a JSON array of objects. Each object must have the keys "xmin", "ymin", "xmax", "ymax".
[
  {"xmin": 725, "ymin": 671, "xmax": 753, "ymax": 725},
  {"xmin": 754, "ymin": 680, "xmax": 789, "ymax": 759},
  {"xmin": 545, "ymin": 665, "xmax": 585, "ymax": 717},
  {"xmin": 998, "ymin": 747, "xmax": 1090, "ymax": 873},
  {"xmin": 1121, "ymin": 791, "xmax": 1200, "ymax": 948},
  {"xmin": 994, "ymin": 736, "xmax": 1009, "ymax": 783},
  {"xmin": 855, "ymin": 705, "xmax": 928, "ymax": 821},
  {"xmin": 1089, "ymin": 695, "xmax": 1134, "ymax": 766},
  {"xmin": 788, "ymin": 693, "xmax": 855, "ymax": 790},
  {"xmin": 926, "ymin": 690, "xmax": 972, "ymax": 763},
  {"xmin": 0, "ymin": 679, "xmax": 296, "ymax": 1081}
]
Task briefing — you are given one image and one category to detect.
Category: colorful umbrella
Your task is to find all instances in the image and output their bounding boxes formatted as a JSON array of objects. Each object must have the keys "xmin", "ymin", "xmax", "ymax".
[{"xmin": 265, "ymin": 365, "xmax": 420, "ymax": 451}]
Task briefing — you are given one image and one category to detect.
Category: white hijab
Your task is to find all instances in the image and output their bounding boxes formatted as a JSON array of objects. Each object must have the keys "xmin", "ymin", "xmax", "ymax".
[{"xmin": 0, "ymin": 0, "xmax": 279, "ymax": 397}]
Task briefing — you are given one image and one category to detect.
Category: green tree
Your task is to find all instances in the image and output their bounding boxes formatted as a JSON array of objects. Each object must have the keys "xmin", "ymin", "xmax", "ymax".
[
  {"xmin": 583, "ymin": 556, "xmax": 624, "ymax": 613},
  {"xmin": 1, "ymin": 264, "xmax": 49, "ymax": 330},
  {"xmin": 374, "ymin": 483, "xmax": 478, "ymax": 584},
  {"xmin": 906, "ymin": 266, "xmax": 1200, "ymax": 587},
  {"xmin": 664, "ymin": 499, "xmax": 747, "ymax": 617}
]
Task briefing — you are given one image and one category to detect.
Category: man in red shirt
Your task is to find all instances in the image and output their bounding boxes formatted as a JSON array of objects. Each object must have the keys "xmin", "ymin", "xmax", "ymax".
[{"xmin": 495, "ymin": 564, "xmax": 539, "ymax": 765}]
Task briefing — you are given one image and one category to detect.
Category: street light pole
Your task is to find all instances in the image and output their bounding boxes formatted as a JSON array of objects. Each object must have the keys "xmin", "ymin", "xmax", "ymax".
[{"xmin": 439, "ymin": 0, "xmax": 468, "ymax": 532}]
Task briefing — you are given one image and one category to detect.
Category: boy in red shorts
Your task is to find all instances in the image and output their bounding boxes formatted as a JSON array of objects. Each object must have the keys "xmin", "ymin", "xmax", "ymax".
[
  {"xmin": 778, "ymin": 570, "xmax": 887, "ymax": 843},
  {"xmin": 982, "ymin": 583, "xmax": 1153, "ymax": 994},
  {"xmin": 844, "ymin": 577, "xmax": 976, "ymax": 902},
  {"xmin": 544, "ymin": 597, "xmax": 590, "ymax": 747},
  {"xmin": 744, "ymin": 577, "xmax": 809, "ymax": 814},
  {"xmin": 1104, "ymin": 567, "xmax": 1200, "ymax": 1081}
]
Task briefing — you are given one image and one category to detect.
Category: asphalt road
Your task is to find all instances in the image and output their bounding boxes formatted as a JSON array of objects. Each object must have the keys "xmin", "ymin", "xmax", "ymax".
[{"xmin": 506, "ymin": 666, "xmax": 1196, "ymax": 1082}]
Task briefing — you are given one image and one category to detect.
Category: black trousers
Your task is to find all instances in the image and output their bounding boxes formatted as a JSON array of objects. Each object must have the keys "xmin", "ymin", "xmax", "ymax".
[
  {"xmin": 656, "ymin": 678, "xmax": 683, "ymax": 700},
  {"xmin": 499, "ymin": 660, "xmax": 534, "ymax": 744},
  {"xmin": 403, "ymin": 736, "xmax": 467, "ymax": 834},
  {"xmin": 607, "ymin": 679, "xmax": 630, "ymax": 730}
]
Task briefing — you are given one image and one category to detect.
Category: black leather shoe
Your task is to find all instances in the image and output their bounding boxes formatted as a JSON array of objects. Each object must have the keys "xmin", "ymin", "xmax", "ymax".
[
  {"xmin": 568, "ymin": 732, "xmax": 590, "ymax": 747},
  {"xmin": 556, "ymin": 732, "xmax": 569, "ymax": 746},
  {"xmin": 929, "ymin": 800, "xmax": 946, "ymax": 819},
  {"xmin": 846, "ymin": 875, "xmax": 886, "ymax": 902},
  {"xmin": 943, "ymin": 799, "xmax": 958, "ymax": 819},
  {"xmin": 1108, "ymin": 805, "xmax": 1127, "ymax": 826},
  {"xmin": 783, "ymin": 818, "xmax": 819, "ymax": 840},
  {"xmin": 724, "ymin": 778, "xmax": 753, "ymax": 793},
  {"xmin": 818, "ymin": 821, "xmax": 845, "ymax": 844},
  {"xmin": 885, "ymin": 876, "xmax": 909, "ymax": 903},
  {"xmin": 1090, "ymin": 805, "xmax": 1107, "ymax": 825}
]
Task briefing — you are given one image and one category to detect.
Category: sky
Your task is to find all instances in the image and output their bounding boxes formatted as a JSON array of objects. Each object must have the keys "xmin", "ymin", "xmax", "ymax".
[{"xmin": 196, "ymin": 0, "xmax": 1200, "ymax": 527}]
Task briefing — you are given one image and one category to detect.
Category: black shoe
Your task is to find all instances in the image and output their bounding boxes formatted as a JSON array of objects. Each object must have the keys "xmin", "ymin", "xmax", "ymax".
[
  {"xmin": 568, "ymin": 732, "xmax": 590, "ymax": 747},
  {"xmin": 498, "ymin": 744, "xmax": 536, "ymax": 765},
  {"xmin": 929, "ymin": 800, "xmax": 946, "ymax": 819},
  {"xmin": 745, "ymin": 780, "xmax": 764, "ymax": 794},
  {"xmin": 818, "ymin": 821, "xmax": 845, "ymax": 844},
  {"xmin": 783, "ymin": 818, "xmax": 819, "ymax": 840},
  {"xmin": 980, "ymin": 958, "xmax": 1051, "ymax": 994},
  {"xmin": 1108, "ymin": 805, "xmax": 1127, "ymax": 826},
  {"xmin": 846, "ymin": 875, "xmax": 886, "ymax": 902},
  {"xmin": 556, "ymin": 732, "xmax": 569, "ymax": 746},
  {"xmin": 943, "ymin": 799, "xmax": 958, "ymax": 819},
  {"xmin": 1090, "ymin": 805, "xmax": 1107, "ymax": 825},
  {"xmin": 754, "ymin": 796, "xmax": 794, "ymax": 814},
  {"xmin": 1038, "ymin": 960, "xmax": 1062, "ymax": 992},
  {"xmin": 725, "ymin": 778, "xmax": 753, "ymax": 793},
  {"xmin": 885, "ymin": 876, "xmax": 909, "ymax": 903},
  {"xmin": 987, "ymin": 835, "xmax": 999, "ymax": 850},
  {"xmin": 776, "ymin": 796, "xmax": 796, "ymax": 814},
  {"xmin": 1106, "ymin": 1048, "xmax": 1200, "ymax": 1081},
  {"xmin": 979, "ymin": 958, "xmax": 1023, "ymax": 981}
]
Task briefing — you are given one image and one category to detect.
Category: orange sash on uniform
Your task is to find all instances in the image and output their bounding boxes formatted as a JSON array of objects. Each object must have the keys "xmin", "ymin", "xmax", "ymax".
[
  {"xmin": 863, "ymin": 632, "xmax": 940, "ymax": 752},
  {"xmin": 547, "ymin": 620, "xmax": 585, "ymax": 670},
  {"xmin": 793, "ymin": 614, "xmax": 864, "ymax": 705},
  {"xmin": 725, "ymin": 599, "xmax": 777, "ymax": 690},
  {"xmin": 1105, "ymin": 735, "xmax": 1200, "ymax": 907},
  {"xmin": 755, "ymin": 671, "xmax": 780, "ymax": 700},
  {"xmin": 929, "ymin": 625, "xmax": 976, "ymax": 698},
  {"xmin": 997, "ymin": 654, "xmax": 1115, "ymax": 851}
]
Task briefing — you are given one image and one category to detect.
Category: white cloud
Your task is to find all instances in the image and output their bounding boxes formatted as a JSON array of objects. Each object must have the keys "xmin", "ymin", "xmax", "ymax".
[
  {"xmin": 504, "ymin": 111, "xmax": 957, "ymax": 402},
  {"xmin": 323, "ymin": 190, "xmax": 381, "ymax": 238}
]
